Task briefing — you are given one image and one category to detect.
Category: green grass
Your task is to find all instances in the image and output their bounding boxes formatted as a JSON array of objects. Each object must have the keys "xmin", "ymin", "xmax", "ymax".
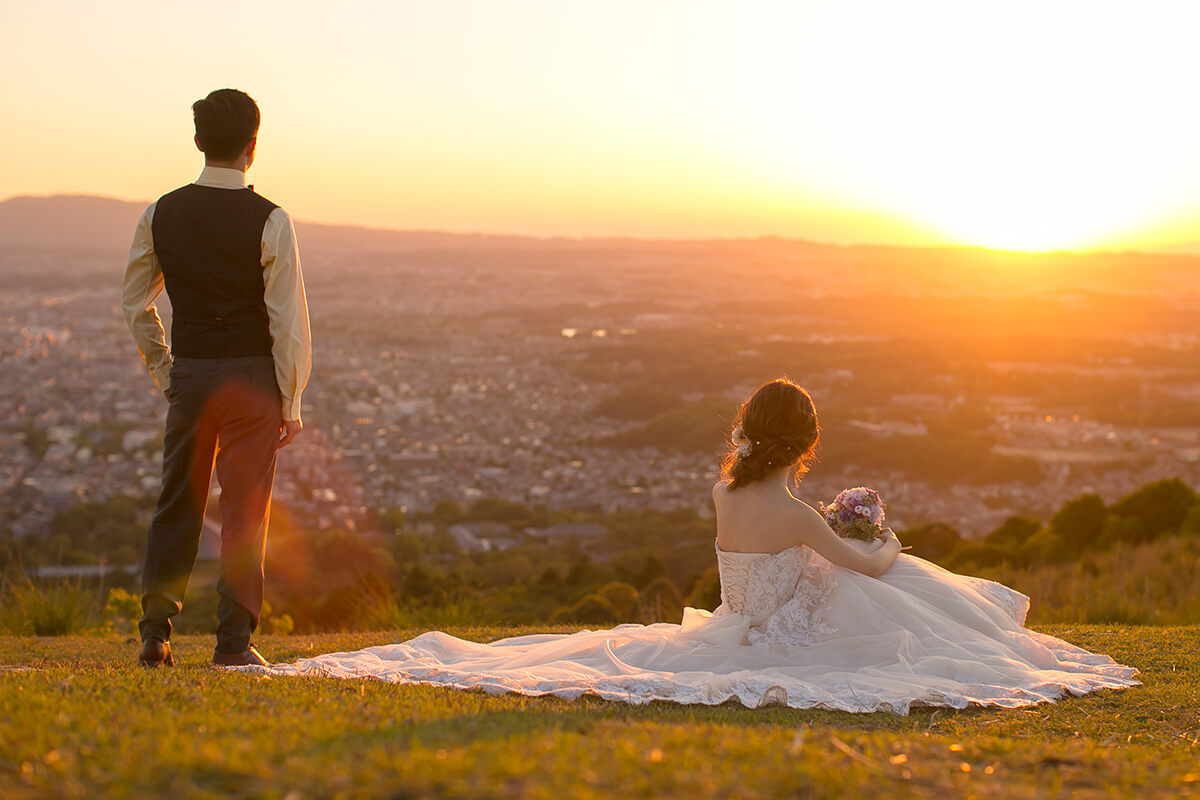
[{"xmin": 1, "ymin": 625, "xmax": 1197, "ymax": 799}]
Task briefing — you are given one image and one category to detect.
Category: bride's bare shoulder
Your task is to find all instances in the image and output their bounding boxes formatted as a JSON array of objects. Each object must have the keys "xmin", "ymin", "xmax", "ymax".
[
  {"xmin": 785, "ymin": 493, "xmax": 831, "ymax": 528},
  {"xmin": 789, "ymin": 494, "xmax": 822, "ymax": 515}
]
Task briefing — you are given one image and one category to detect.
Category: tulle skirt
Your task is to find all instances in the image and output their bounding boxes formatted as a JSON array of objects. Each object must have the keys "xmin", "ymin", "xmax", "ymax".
[{"xmin": 239, "ymin": 554, "xmax": 1139, "ymax": 714}]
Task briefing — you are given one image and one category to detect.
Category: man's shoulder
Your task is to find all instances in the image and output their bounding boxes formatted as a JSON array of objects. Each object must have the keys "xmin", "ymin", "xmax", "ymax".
[
  {"xmin": 259, "ymin": 202, "xmax": 292, "ymax": 235},
  {"xmin": 156, "ymin": 183, "xmax": 199, "ymax": 204},
  {"xmin": 137, "ymin": 198, "xmax": 159, "ymax": 225},
  {"xmin": 154, "ymin": 184, "xmax": 281, "ymax": 228},
  {"xmin": 247, "ymin": 187, "xmax": 281, "ymax": 214},
  {"xmin": 152, "ymin": 184, "xmax": 204, "ymax": 218}
]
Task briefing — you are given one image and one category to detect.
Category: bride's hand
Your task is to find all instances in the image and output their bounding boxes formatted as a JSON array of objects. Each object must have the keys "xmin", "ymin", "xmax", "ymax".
[
  {"xmin": 880, "ymin": 527, "xmax": 904, "ymax": 550},
  {"xmin": 881, "ymin": 527, "xmax": 912, "ymax": 552}
]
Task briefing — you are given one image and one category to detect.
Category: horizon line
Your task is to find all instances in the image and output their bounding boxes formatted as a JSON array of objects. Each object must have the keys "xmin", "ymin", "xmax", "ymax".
[{"xmin": 4, "ymin": 191, "xmax": 1198, "ymax": 258}]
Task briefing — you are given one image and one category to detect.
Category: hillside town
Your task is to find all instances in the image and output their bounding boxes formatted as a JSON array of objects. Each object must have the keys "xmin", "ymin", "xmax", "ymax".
[{"xmin": 3, "ymin": 245, "xmax": 1199, "ymax": 554}]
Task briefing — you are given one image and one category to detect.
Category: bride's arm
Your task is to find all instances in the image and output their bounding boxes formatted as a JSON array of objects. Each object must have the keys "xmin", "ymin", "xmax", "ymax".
[{"xmin": 792, "ymin": 503, "xmax": 901, "ymax": 578}]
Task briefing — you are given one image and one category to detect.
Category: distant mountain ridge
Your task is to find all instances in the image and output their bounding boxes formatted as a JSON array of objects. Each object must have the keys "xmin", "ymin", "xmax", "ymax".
[
  {"xmin": 0, "ymin": 193, "xmax": 836, "ymax": 257},
  {"xmin": 0, "ymin": 195, "xmax": 148, "ymax": 253},
  {"xmin": 3, "ymin": 193, "xmax": 1199, "ymax": 269},
  {"xmin": 0, "ymin": 193, "xmax": 571, "ymax": 255}
]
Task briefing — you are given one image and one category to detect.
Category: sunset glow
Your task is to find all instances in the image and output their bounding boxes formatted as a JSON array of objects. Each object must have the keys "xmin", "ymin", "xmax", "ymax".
[{"xmin": 2, "ymin": 0, "xmax": 1199, "ymax": 251}]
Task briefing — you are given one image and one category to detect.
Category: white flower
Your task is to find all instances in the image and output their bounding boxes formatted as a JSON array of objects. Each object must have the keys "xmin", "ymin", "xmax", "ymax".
[
  {"xmin": 854, "ymin": 505, "xmax": 868, "ymax": 515},
  {"xmin": 732, "ymin": 426, "xmax": 753, "ymax": 457}
]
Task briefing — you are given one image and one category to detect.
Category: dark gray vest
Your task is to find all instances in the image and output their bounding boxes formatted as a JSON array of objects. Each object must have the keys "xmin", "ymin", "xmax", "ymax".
[{"xmin": 151, "ymin": 183, "xmax": 278, "ymax": 358}]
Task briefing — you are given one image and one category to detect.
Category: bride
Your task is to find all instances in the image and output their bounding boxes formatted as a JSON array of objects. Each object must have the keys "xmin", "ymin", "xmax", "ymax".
[{"xmin": 241, "ymin": 378, "xmax": 1139, "ymax": 713}]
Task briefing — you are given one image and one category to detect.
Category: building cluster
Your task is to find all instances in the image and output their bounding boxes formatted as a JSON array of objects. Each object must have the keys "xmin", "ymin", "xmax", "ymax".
[{"xmin": 3, "ymin": 256, "xmax": 1198, "ymax": 554}]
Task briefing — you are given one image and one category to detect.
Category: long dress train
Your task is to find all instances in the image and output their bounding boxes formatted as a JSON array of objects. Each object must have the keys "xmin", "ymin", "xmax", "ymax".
[{"xmin": 237, "ymin": 541, "xmax": 1138, "ymax": 714}]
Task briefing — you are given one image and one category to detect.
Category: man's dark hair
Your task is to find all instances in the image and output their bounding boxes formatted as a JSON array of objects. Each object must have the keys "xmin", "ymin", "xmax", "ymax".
[{"xmin": 193, "ymin": 89, "xmax": 261, "ymax": 161}]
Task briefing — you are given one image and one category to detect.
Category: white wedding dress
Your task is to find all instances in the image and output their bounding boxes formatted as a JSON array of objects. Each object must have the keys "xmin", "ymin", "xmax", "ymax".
[{"xmin": 240, "ymin": 540, "xmax": 1138, "ymax": 714}]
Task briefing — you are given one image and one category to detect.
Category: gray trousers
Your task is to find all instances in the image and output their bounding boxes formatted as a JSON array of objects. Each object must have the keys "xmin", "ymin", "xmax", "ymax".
[{"xmin": 139, "ymin": 356, "xmax": 281, "ymax": 653}]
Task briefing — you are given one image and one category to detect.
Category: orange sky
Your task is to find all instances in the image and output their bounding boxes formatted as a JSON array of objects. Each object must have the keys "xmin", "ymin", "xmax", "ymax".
[{"xmin": 2, "ymin": 1, "xmax": 1199, "ymax": 252}]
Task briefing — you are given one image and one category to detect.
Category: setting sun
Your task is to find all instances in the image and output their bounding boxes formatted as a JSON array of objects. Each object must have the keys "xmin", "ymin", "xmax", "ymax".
[
  {"xmin": 704, "ymin": 2, "xmax": 1200, "ymax": 251},
  {"xmin": 2, "ymin": 1, "xmax": 1199, "ymax": 251}
]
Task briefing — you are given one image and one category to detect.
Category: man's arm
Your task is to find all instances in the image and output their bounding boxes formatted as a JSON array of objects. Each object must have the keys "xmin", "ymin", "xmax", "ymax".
[
  {"xmin": 261, "ymin": 207, "xmax": 312, "ymax": 437},
  {"xmin": 121, "ymin": 202, "xmax": 172, "ymax": 393}
]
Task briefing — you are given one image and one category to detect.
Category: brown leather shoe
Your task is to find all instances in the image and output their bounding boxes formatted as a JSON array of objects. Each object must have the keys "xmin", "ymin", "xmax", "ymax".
[
  {"xmin": 212, "ymin": 645, "xmax": 270, "ymax": 667},
  {"xmin": 138, "ymin": 638, "xmax": 174, "ymax": 667}
]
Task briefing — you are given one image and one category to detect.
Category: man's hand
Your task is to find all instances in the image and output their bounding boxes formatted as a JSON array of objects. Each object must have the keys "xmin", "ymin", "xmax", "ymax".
[{"xmin": 279, "ymin": 418, "xmax": 303, "ymax": 449}]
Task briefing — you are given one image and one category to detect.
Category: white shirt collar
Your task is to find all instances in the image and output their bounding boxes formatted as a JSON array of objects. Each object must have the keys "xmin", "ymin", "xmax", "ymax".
[{"xmin": 195, "ymin": 166, "xmax": 248, "ymax": 190}]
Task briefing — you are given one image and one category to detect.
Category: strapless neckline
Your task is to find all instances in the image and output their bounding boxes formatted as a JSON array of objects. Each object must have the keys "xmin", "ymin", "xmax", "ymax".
[{"xmin": 714, "ymin": 540, "xmax": 803, "ymax": 559}]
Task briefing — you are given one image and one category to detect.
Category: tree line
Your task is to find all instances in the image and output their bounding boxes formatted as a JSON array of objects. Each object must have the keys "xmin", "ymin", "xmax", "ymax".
[{"xmin": 2, "ymin": 478, "xmax": 1197, "ymax": 634}]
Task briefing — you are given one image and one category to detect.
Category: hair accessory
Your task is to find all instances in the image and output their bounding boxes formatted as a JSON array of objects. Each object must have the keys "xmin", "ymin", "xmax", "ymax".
[{"xmin": 732, "ymin": 426, "xmax": 753, "ymax": 457}]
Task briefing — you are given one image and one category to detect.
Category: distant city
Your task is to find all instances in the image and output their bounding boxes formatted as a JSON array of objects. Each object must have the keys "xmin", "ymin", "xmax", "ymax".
[{"xmin": 2, "ymin": 194, "xmax": 1198, "ymax": 552}]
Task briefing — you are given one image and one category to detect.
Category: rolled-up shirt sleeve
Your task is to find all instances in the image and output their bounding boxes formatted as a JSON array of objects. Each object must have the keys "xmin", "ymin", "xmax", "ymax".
[
  {"xmin": 121, "ymin": 202, "xmax": 173, "ymax": 392},
  {"xmin": 261, "ymin": 207, "xmax": 312, "ymax": 421}
]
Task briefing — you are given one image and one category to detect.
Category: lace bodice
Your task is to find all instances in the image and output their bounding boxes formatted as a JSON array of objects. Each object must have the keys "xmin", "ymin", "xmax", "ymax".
[
  {"xmin": 715, "ymin": 544, "xmax": 805, "ymax": 622},
  {"xmin": 713, "ymin": 541, "xmax": 837, "ymax": 645}
]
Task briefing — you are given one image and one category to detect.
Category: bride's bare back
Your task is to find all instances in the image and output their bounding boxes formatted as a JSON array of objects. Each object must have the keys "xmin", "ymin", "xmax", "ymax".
[{"xmin": 712, "ymin": 477, "xmax": 901, "ymax": 578}]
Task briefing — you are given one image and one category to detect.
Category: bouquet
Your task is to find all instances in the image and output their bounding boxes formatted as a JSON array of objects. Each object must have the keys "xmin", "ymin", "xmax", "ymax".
[{"xmin": 820, "ymin": 487, "xmax": 887, "ymax": 542}]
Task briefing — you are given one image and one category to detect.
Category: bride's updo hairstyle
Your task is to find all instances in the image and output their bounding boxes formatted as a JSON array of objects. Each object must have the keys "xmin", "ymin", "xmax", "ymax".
[{"xmin": 721, "ymin": 378, "xmax": 819, "ymax": 490}]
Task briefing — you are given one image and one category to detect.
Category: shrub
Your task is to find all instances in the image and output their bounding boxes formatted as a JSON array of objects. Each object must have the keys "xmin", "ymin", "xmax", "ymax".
[
  {"xmin": 684, "ymin": 566, "xmax": 721, "ymax": 612},
  {"xmin": 266, "ymin": 525, "xmax": 397, "ymax": 631},
  {"xmin": 1048, "ymin": 493, "xmax": 1106, "ymax": 551},
  {"xmin": 1099, "ymin": 515, "xmax": 1145, "ymax": 548},
  {"xmin": 564, "ymin": 556, "xmax": 612, "ymax": 590},
  {"xmin": 1021, "ymin": 526, "xmax": 1070, "ymax": 564},
  {"xmin": 1182, "ymin": 504, "xmax": 1200, "ymax": 536},
  {"xmin": 597, "ymin": 582, "xmax": 639, "ymax": 618},
  {"xmin": 976, "ymin": 533, "xmax": 1200, "ymax": 625},
  {"xmin": 550, "ymin": 593, "xmax": 619, "ymax": 624},
  {"xmin": 944, "ymin": 542, "xmax": 1011, "ymax": 571},
  {"xmin": 172, "ymin": 582, "xmax": 219, "ymax": 634},
  {"xmin": 637, "ymin": 576, "xmax": 683, "ymax": 624},
  {"xmin": 0, "ymin": 578, "xmax": 101, "ymax": 636},
  {"xmin": 631, "ymin": 555, "xmax": 667, "ymax": 588},
  {"xmin": 985, "ymin": 516, "xmax": 1041, "ymax": 550},
  {"xmin": 1111, "ymin": 479, "xmax": 1196, "ymax": 540},
  {"xmin": 103, "ymin": 587, "xmax": 141, "ymax": 634},
  {"xmin": 357, "ymin": 586, "xmax": 496, "ymax": 630},
  {"xmin": 900, "ymin": 523, "xmax": 961, "ymax": 562}
]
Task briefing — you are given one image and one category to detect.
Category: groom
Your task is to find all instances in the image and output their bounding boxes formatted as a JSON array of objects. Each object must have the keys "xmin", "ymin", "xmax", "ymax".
[{"xmin": 122, "ymin": 88, "xmax": 312, "ymax": 667}]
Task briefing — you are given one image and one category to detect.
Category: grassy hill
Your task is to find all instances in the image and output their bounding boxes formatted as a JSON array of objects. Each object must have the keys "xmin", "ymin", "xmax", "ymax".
[{"xmin": 1, "ymin": 625, "xmax": 1197, "ymax": 799}]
